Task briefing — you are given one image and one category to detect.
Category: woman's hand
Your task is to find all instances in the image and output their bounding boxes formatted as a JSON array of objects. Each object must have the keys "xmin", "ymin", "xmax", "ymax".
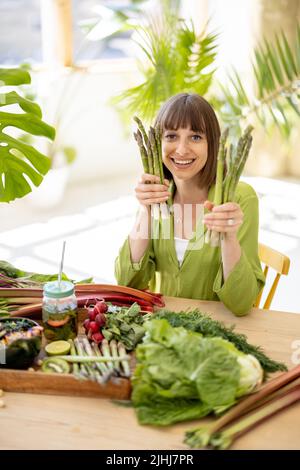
[
  {"xmin": 135, "ymin": 173, "xmax": 170, "ymax": 207},
  {"xmin": 203, "ymin": 201, "xmax": 243, "ymax": 239}
]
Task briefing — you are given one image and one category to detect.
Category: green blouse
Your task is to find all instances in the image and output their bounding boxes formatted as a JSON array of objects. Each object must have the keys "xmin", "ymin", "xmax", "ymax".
[{"xmin": 115, "ymin": 182, "xmax": 265, "ymax": 316}]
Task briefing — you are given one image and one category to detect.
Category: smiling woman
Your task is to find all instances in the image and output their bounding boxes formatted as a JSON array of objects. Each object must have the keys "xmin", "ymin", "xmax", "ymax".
[
  {"xmin": 156, "ymin": 93, "xmax": 220, "ymax": 189},
  {"xmin": 115, "ymin": 93, "xmax": 265, "ymax": 316}
]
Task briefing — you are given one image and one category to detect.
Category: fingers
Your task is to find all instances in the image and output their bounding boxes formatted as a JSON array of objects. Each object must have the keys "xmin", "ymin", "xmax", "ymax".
[
  {"xmin": 204, "ymin": 220, "xmax": 243, "ymax": 231},
  {"xmin": 137, "ymin": 191, "xmax": 170, "ymax": 200},
  {"xmin": 204, "ymin": 211, "xmax": 243, "ymax": 221},
  {"xmin": 203, "ymin": 201, "xmax": 243, "ymax": 232},
  {"xmin": 140, "ymin": 174, "xmax": 169, "ymax": 186},
  {"xmin": 204, "ymin": 200, "xmax": 214, "ymax": 211},
  {"xmin": 137, "ymin": 183, "xmax": 169, "ymax": 192},
  {"xmin": 138, "ymin": 196, "xmax": 170, "ymax": 205},
  {"xmin": 212, "ymin": 202, "xmax": 240, "ymax": 212},
  {"xmin": 135, "ymin": 174, "xmax": 170, "ymax": 206}
]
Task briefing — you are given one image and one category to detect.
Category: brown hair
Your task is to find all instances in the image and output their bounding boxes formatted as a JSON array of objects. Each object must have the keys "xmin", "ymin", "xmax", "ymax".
[{"xmin": 154, "ymin": 93, "xmax": 221, "ymax": 188}]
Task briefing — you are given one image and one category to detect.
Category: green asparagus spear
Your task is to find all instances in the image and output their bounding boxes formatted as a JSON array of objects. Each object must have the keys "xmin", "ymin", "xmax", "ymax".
[{"xmin": 134, "ymin": 130, "xmax": 149, "ymax": 173}]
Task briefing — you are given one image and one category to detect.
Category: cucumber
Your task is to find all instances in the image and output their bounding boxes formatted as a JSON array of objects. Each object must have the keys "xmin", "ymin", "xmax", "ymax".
[{"xmin": 41, "ymin": 357, "xmax": 70, "ymax": 374}]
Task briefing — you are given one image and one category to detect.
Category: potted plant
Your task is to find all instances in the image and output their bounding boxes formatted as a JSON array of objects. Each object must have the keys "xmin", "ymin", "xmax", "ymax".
[{"xmin": 0, "ymin": 67, "xmax": 55, "ymax": 204}]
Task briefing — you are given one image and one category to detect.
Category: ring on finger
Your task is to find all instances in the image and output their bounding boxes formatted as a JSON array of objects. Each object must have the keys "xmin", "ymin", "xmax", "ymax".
[{"xmin": 227, "ymin": 218, "xmax": 235, "ymax": 226}]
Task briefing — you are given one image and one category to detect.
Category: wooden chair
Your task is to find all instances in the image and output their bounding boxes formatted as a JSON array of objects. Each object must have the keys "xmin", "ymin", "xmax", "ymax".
[{"xmin": 255, "ymin": 243, "xmax": 290, "ymax": 310}]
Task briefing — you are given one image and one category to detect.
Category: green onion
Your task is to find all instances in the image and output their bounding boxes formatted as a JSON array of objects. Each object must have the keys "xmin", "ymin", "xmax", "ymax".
[{"xmin": 53, "ymin": 355, "xmax": 130, "ymax": 363}]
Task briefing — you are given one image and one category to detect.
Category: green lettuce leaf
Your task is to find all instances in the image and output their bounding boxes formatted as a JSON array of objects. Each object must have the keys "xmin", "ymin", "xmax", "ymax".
[{"xmin": 132, "ymin": 319, "xmax": 247, "ymax": 426}]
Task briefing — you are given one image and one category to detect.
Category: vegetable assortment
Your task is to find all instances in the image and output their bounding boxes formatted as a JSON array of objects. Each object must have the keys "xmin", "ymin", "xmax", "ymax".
[
  {"xmin": 0, "ymin": 258, "xmax": 294, "ymax": 449},
  {"xmin": 41, "ymin": 338, "xmax": 131, "ymax": 383}
]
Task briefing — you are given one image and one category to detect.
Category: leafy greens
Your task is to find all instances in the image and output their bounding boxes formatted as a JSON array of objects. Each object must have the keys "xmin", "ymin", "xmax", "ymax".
[
  {"xmin": 131, "ymin": 319, "xmax": 263, "ymax": 426},
  {"xmin": 152, "ymin": 309, "xmax": 287, "ymax": 374}
]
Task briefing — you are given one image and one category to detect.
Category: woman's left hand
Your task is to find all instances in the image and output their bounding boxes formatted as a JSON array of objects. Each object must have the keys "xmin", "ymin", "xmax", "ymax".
[{"xmin": 203, "ymin": 201, "xmax": 243, "ymax": 238}]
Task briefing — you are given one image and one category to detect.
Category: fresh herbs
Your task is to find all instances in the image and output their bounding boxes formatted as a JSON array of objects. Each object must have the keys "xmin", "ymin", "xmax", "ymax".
[
  {"xmin": 101, "ymin": 303, "xmax": 151, "ymax": 351},
  {"xmin": 152, "ymin": 309, "xmax": 287, "ymax": 374}
]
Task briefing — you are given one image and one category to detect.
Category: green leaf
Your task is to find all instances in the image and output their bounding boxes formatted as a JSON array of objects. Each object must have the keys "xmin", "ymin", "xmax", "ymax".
[
  {"xmin": 0, "ymin": 91, "xmax": 42, "ymax": 117},
  {"xmin": 0, "ymin": 67, "xmax": 31, "ymax": 86},
  {"xmin": 0, "ymin": 67, "xmax": 55, "ymax": 203},
  {"xmin": 282, "ymin": 30, "xmax": 298, "ymax": 76},
  {"xmin": 263, "ymin": 38, "xmax": 284, "ymax": 86},
  {"xmin": 62, "ymin": 146, "xmax": 76, "ymax": 165},
  {"xmin": 218, "ymin": 22, "xmax": 300, "ymax": 139},
  {"xmin": 112, "ymin": 8, "xmax": 218, "ymax": 123},
  {"xmin": 0, "ymin": 131, "xmax": 51, "ymax": 202},
  {"xmin": 0, "ymin": 112, "xmax": 55, "ymax": 139},
  {"xmin": 275, "ymin": 33, "xmax": 293, "ymax": 81}
]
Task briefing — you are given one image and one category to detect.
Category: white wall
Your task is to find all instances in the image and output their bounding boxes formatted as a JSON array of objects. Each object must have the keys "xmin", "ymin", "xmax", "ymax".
[{"xmin": 35, "ymin": 60, "xmax": 143, "ymax": 184}]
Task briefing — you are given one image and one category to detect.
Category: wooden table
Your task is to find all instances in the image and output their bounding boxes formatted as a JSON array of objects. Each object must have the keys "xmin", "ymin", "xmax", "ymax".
[{"xmin": 1, "ymin": 297, "xmax": 300, "ymax": 450}]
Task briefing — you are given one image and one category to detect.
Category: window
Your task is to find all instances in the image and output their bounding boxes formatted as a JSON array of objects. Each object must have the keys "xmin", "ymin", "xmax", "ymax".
[
  {"xmin": 72, "ymin": 0, "xmax": 152, "ymax": 62},
  {"xmin": 0, "ymin": 0, "xmax": 42, "ymax": 65}
]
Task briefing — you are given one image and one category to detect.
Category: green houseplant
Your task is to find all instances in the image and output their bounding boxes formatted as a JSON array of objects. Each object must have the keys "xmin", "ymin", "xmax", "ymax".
[
  {"xmin": 113, "ymin": 2, "xmax": 300, "ymax": 138},
  {"xmin": 112, "ymin": 2, "xmax": 218, "ymax": 124},
  {"xmin": 0, "ymin": 67, "xmax": 55, "ymax": 203}
]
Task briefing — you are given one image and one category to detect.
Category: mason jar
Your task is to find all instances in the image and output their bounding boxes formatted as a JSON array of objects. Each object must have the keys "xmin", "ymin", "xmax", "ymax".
[{"xmin": 42, "ymin": 281, "xmax": 78, "ymax": 341}]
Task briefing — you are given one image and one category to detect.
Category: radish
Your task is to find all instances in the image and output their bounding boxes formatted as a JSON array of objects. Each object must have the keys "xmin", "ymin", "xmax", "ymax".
[
  {"xmin": 95, "ymin": 313, "xmax": 106, "ymax": 327},
  {"xmin": 89, "ymin": 321, "xmax": 100, "ymax": 334},
  {"xmin": 88, "ymin": 308, "xmax": 98, "ymax": 321},
  {"xmin": 92, "ymin": 332, "xmax": 104, "ymax": 344},
  {"xmin": 83, "ymin": 319, "xmax": 91, "ymax": 331},
  {"xmin": 94, "ymin": 301, "xmax": 108, "ymax": 314}
]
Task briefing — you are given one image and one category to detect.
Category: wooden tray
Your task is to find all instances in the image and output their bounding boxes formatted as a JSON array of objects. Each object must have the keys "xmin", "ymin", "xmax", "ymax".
[{"xmin": 0, "ymin": 309, "xmax": 132, "ymax": 399}]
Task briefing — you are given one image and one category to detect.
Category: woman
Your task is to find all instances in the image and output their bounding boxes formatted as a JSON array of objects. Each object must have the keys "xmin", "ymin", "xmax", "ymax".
[{"xmin": 115, "ymin": 93, "xmax": 265, "ymax": 316}]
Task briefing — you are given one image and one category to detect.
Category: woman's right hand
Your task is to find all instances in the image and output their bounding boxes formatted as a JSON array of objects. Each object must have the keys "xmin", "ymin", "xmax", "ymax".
[{"xmin": 135, "ymin": 173, "xmax": 170, "ymax": 207}]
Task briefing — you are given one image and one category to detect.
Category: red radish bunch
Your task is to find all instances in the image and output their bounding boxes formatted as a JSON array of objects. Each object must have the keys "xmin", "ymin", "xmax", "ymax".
[{"xmin": 83, "ymin": 301, "xmax": 108, "ymax": 344}]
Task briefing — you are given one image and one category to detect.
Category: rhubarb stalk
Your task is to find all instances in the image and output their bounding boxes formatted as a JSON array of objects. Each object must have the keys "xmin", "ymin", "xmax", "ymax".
[
  {"xmin": 184, "ymin": 364, "xmax": 300, "ymax": 448},
  {"xmin": 210, "ymin": 385, "xmax": 300, "ymax": 449}
]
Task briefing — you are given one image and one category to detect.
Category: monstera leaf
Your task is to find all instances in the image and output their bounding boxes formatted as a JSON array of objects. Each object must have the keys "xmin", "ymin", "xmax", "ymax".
[{"xmin": 0, "ymin": 67, "xmax": 55, "ymax": 203}]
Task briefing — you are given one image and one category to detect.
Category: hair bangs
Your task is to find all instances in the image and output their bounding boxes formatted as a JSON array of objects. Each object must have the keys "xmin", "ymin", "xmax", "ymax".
[{"xmin": 157, "ymin": 94, "xmax": 206, "ymax": 134}]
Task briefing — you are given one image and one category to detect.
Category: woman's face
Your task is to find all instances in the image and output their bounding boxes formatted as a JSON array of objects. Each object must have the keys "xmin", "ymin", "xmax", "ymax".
[{"xmin": 162, "ymin": 127, "xmax": 208, "ymax": 181}]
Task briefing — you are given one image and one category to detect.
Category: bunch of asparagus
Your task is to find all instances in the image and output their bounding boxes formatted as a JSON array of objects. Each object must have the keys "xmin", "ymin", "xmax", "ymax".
[
  {"xmin": 206, "ymin": 125, "xmax": 254, "ymax": 247},
  {"xmin": 68, "ymin": 338, "xmax": 131, "ymax": 384},
  {"xmin": 133, "ymin": 116, "xmax": 170, "ymax": 221}
]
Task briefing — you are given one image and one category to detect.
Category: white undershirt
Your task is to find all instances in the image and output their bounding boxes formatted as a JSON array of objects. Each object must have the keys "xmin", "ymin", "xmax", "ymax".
[{"xmin": 174, "ymin": 237, "xmax": 189, "ymax": 266}]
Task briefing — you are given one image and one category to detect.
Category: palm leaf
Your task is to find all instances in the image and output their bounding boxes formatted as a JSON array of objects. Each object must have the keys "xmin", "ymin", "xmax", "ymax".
[
  {"xmin": 112, "ymin": 8, "xmax": 218, "ymax": 123},
  {"xmin": 218, "ymin": 24, "xmax": 300, "ymax": 138}
]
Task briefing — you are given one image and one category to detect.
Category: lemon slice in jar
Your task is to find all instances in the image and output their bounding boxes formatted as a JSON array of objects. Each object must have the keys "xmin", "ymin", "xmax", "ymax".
[{"xmin": 45, "ymin": 340, "xmax": 71, "ymax": 356}]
